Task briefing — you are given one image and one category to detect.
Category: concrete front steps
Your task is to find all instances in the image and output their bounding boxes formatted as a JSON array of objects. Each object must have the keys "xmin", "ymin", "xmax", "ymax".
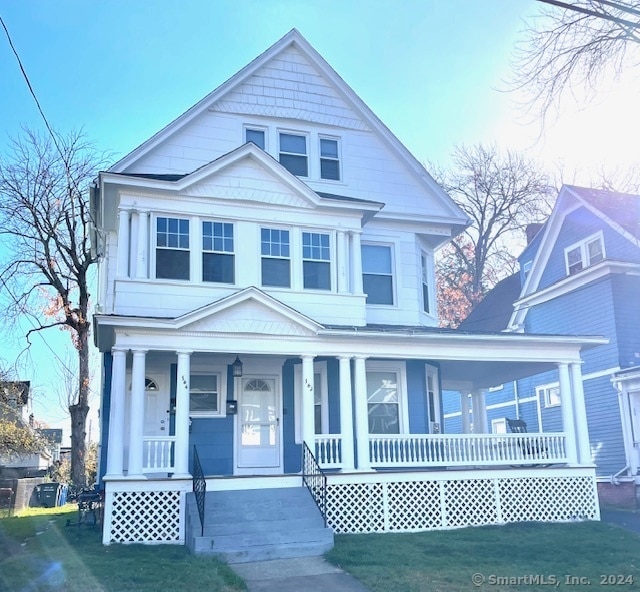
[{"xmin": 185, "ymin": 486, "xmax": 334, "ymax": 563}]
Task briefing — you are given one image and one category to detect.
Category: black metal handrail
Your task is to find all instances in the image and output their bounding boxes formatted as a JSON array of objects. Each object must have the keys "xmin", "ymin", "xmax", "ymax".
[
  {"xmin": 302, "ymin": 441, "xmax": 328, "ymax": 528},
  {"xmin": 192, "ymin": 445, "xmax": 206, "ymax": 536}
]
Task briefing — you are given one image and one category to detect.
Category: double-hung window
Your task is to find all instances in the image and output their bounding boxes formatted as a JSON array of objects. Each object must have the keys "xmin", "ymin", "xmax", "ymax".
[
  {"xmin": 565, "ymin": 233, "xmax": 605, "ymax": 276},
  {"xmin": 302, "ymin": 232, "xmax": 331, "ymax": 290},
  {"xmin": 279, "ymin": 133, "xmax": 307, "ymax": 176},
  {"xmin": 156, "ymin": 217, "xmax": 190, "ymax": 280},
  {"xmin": 362, "ymin": 244, "xmax": 394, "ymax": 305},
  {"xmin": 421, "ymin": 253, "xmax": 430, "ymax": 313},
  {"xmin": 538, "ymin": 383, "xmax": 561, "ymax": 408},
  {"xmin": 202, "ymin": 221, "xmax": 234, "ymax": 283},
  {"xmin": 319, "ymin": 138, "xmax": 340, "ymax": 180},
  {"xmin": 261, "ymin": 228, "xmax": 290, "ymax": 287},
  {"xmin": 189, "ymin": 374, "xmax": 221, "ymax": 416},
  {"xmin": 367, "ymin": 370, "xmax": 400, "ymax": 434},
  {"xmin": 245, "ymin": 127, "xmax": 266, "ymax": 150}
]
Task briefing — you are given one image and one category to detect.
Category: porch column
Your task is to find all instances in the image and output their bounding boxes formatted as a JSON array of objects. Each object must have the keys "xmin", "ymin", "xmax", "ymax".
[
  {"xmin": 128, "ymin": 349, "xmax": 147, "ymax": 477},
  {"xmin": 301, "ymin": 355, "xmax": 316, "ymax": 451},
  {"xmin": 116, "ymin": 208, "xmax": 130, "ymax": 278},
  {"xmin": 174, "ymin": 351, "xmax": 192, "ymax": 477},
  {"xmin": 105, "ymin": 348, "xmax": 127, "ymax": 478},
  {"xmin": 353, "ymin": 355, "xmax": 371, "ymax": 470},
  {"xmin": 570, "ymin": 362, "xmax": 592, "ymax": 465},
  {"xmin": 471, "ymin": 390, "xmax": 488, "ymax": 433},
  {"xmin": 128, "ymin": 211, "xmax": 139, "ymax": 278},
  {"xmin": 338, "ymin": 356, "xmax": 355, "ymax": 470},
  {"xmin": 460, "ymin": 391, "xmax": 471, "ymax": 434},
  {"xmin": 337, "ymin": 230, "xmax": 349, "ymax": 294},
  {"xmin": 350, "ymin": 231, "xmax": 363, "ymax": 295},
  {"xmin": 135, "ymin": 210, "xmax": 149, "ymax": 279},
  {"xmin": 558, "ymin": 362, "xmax": 578, "ymax": 464}
]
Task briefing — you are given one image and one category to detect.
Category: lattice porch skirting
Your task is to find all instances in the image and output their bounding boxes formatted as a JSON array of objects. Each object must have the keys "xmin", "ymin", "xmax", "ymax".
[
  {"xmin": 102, "ymin": 479, "xmax": 191, "ymax": 545},
  {"xmin": 324, "ymin": 468, "xmax": 599, "ymax": 534}
]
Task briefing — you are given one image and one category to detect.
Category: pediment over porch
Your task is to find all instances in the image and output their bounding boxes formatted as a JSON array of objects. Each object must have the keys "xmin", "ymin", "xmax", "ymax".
[{"xmin": 175, "ymin": 287, "xmax": 323, "ymax": 336}]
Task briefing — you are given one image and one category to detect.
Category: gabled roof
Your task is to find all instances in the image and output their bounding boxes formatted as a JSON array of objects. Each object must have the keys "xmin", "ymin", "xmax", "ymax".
[{"xmin": 107, "ymin": 28, "xmax": 468, "ymax": 225}]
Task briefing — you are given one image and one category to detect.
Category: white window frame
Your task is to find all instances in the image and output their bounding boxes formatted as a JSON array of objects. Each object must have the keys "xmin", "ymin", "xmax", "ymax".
[
  {"xmin": 366, "ymin": 361, "xmax": 408, "ymax": 434},
  {"xmin": 319, "ymin": 136, "xmax": 341, "ymax": 181},
  {"xmin": 420, "ymin": 250, "xmax": 434, "ymax": 314},
  {"xmin": 302, "ymin": 230, "xmax": 332, "ymax": 291},
  {"xmin": 537, "ymin": 382, "xmax": 561, "ymax": 408},
  {"xmin": 244, "ymin": 125, "xmax": 268, "ymax": 151},
  {"xmin": 189, "ymin": 370, "xmax": 226, "ymax": 418},
  {"xmin": 361, "ymin": 242, "xmax": 396, "ymax": 307},
  {"xmin": 278, "ymin": 130, "xmax": 309, "ymax": 177},
  {"xmin": 523, "ymin": 260, "xmax": 532, "ymax": 276},
  {"xmin": 201, "ymin": 220, "xmax": 235, "ymax": 284},
  {"xmin": 294, "ymin": 361, "xmax": 328, "ymax": 443},
  {"xmin": 564, "ymin": 231, "xmax": 605, "ymax": 276},
  {"xmin": 154, "ymin": 215, "xmax": 190, "ymax": 281},
  {"xmin": 261, "ymin": 226, "xmax": 291, "ymax": 288},
  {"xmin": 492, "ymin": 418, "xmax": 507, "ymax": 434},
  {"xmin": 426, "ymin": 365, "xmax": 441, "ymax": 431}
]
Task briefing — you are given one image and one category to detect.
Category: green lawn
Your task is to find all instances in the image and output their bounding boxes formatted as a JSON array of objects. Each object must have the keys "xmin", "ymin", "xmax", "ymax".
[
  {"xmin": 326, "ymin": 521, "xmax": 640, "ymax": 592},
  {"xmin": 0, "ymin": 505, "xmax": 246, "ymax": 592}
]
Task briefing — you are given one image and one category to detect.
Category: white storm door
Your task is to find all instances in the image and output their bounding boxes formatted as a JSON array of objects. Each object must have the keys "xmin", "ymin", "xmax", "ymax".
[
  {"xmin": 143, "ymin": 376, "xmax": 169, "ymax": 438},
  {"xmin": 237, "ymin": 377, "xmax": 280, "ymax": 470}
]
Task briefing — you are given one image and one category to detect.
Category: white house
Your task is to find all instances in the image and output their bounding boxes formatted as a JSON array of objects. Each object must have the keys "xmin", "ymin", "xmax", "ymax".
[{"xmin": 93, "ymin": 29, "xmax": 603, "ymax": 559}]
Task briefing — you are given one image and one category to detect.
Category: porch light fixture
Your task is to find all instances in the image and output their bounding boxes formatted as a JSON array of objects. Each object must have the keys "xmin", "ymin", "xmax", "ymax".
[{"xmin": 232, "ymin": 356, "xmax": 243, "ymax": 378}]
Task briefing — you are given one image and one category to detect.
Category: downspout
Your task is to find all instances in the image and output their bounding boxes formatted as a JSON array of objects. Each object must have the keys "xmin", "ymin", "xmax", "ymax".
[{"xmin": 513, "ymin": 380, "xmax": 520, "ymax": 419}]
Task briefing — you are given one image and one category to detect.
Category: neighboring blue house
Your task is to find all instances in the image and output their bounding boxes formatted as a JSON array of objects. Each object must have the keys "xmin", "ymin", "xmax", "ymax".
[{"xmin": 445, "ymin": 185, "xmax": 640, "ymax": 506}]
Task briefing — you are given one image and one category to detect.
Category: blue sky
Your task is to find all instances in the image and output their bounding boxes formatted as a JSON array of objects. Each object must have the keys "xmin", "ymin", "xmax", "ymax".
[{"xmin": 1, "ymin": 0, "xmax": 638, "ymax": 442}]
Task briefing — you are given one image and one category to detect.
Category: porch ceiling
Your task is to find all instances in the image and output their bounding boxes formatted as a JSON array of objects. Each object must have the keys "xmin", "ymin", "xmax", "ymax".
[{"xmin": 439, "ymin": 358, "xmax": 558, "ymax": 391}]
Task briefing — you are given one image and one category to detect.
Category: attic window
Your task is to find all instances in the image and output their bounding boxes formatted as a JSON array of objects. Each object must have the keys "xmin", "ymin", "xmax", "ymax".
[
  {"xmin": 564, "ymin": 232, "xmax": 605, "ymax": 276},
  {"xmin": 319, "ymin": 138, "xmax": 340, "ymax": 180},
  {"xmin": 279, "ymin": 133, "xmax": 308, "ymax": 177},
  {"xmin": 245, "ymin": 128, "xmax": 266, "ymax": 150}
]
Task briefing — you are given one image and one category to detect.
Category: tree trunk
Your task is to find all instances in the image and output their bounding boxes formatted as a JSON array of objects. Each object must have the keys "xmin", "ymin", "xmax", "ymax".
[{"xmin": 69, "ymin": 322, "xmax": 91, "ymax": 488}]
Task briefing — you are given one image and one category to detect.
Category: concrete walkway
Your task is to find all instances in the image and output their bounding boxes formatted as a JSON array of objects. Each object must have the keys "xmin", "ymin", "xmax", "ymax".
[{"xmin": 230, "ymin": 555, "xmax": 370, "ymax": 592}]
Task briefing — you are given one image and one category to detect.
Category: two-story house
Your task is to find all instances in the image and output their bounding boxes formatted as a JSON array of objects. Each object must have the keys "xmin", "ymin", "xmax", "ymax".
[
  {"xmin": 93, "ymin": 30, "xmax": 603, "ymax": 559},
  {"xmin": 445, "ymin": 185, "xmax": 640, "ymax": 507}
]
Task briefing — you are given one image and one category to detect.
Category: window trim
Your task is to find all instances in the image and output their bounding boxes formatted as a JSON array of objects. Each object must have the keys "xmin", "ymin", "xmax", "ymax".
[
  {"xmin": 426, "ymin": 365, "xmax": 441, "ymax": 432},
  {"xmin": 319, "ymin": 136, "xmax": 341, "ymax": 181},
  {"xmin": 420, "ymin": 250, "xmax": 433, "ymax": 315},
  {"xmin": 537, "ymin": 382, "xmax": 561, "ymax": 408},
  {"xmin": 302, "ymin": 230, "xmax": 332, "ymax": 291},
  {"xmin": 201, "ymin": 220, "xmax": 235, "ymax": 284},
  {"xmin": 278, "ymin": 130, "xmax": 309, "ymax": 177},
  {"xmin": 491, "ymin": 418, "xmax": 507, "ymax": 435},
  {"xmin": 244, "ymin": 125, "xmax": 267, "ymax": 151},
  {"xmin": 361, "ymin": 242, "xmax": 396, "ymax": 307},
  {"xmin": 189, "ymin": 370, "xmax": 225, "ymax": 418},
  {"xmin": 366, "ymin": 361, "xmax": 408, "ymax": 435},
  {"xmin": 154, "ymin": 215, "xmax": 191, "ymax": 281},
  {"xmin": 260, "ymin": 227, "xmax": 291, "ymax": 288},
  {"xmin": 564, "ymin": 231, "xmax": 605, "ymax": 276}
]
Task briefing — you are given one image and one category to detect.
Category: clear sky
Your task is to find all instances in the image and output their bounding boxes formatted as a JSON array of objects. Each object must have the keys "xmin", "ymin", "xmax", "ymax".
[{"xmin": 1, "ymin": 0, "xmax": 638, "ymax": 443}]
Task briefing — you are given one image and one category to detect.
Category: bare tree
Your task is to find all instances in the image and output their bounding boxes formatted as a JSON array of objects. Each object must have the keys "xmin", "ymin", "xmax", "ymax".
[
  {"xmin": 512, "ymin": 0, "xmax": 640, "ymax": 119},
  {"xmin": 0, "ymin": 128, "xmax": 104, "ymax": 487},
  {"xmin": 433, "ymin": 144, "xmax": 553, "ymax": 328}
]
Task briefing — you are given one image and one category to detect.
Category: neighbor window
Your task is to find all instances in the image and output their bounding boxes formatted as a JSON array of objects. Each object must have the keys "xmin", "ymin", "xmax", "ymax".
[
  {"xmin": 367, "ymin": 370, "xmax": 400, "ymax": 434},
  {"xmin": 302, "ymin": 232, "xmax": 331, "ymax": 290},
  {"xmin": 565, "ymin": 233, "xmax": 605, "ymax": 276},
  {"xmin": 279, "ymin": 133, "xmax": 307, "ymax": 176},
  {"xmin": 189, "ymin": 374, "xmax": 220, "ymax": 415},
  {"xmin": 421, "ymin": 253, "xmax": 430, "ymax": 313},
  {"xmin": 362, "ymin": 244, "xmax": 394, "ymax": 305},
  {"xmin": 492, "ymin": 418, "xmax": 507, "ymax": 434},
  {"xmin": 537, "ymin": 383, "xmax": 561, "ymax": 407},
  {"xmin": 156, "ymin": 217, "xmax": 190, "ymax": 280},
  {"xmin": 261, "ymin": 228, "xmax": 290, "ymax": 287},
  {"xmin": 202, "ymin": 221, "xmax": 234, "ymax": 283},
  {"xmin": 245, "ymin": 128, "xmax": 266, "ymax": 150},
  {"xmin": 319, "ymin": 138, "xmax": 340, "ymax": 180}
]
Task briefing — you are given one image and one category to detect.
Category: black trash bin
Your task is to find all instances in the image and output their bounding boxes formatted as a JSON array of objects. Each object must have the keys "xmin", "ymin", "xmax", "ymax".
[{"xmin": 38, "ymin": 483, "xmax": 62, "ymax": 508}]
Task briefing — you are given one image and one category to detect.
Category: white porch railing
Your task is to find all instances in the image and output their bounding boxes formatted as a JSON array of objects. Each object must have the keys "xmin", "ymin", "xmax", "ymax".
[
  {"xmin": 315, "ymin": 435, "xmax": 343, "ymax": 469},
  {"xmin": 369, "ymin": 433, "xmax": 568, "ymax": 467},
  {"xmin": 143, "ymin": 437, "xmax": 176, "ymax": 472}
]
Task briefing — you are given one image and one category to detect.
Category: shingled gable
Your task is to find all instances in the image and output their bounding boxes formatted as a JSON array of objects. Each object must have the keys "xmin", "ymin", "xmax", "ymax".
[{"xmin": 107, "ymin": 28, "xmax": 467, "ymax": 226}]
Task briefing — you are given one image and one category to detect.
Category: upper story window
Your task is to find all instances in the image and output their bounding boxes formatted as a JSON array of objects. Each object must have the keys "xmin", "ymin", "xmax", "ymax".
[
  {"xmin": 189, "ymin": 373, "xmax": 221, "ymax": 416},
  {"xmin": 156, "ymin": 217, "xmax": 190, "ymax": 280},
  {"xmin": 279, "ymin": 133, "xmax": 308, "ymax": 177},
  {"xmin": 261, "ymin": 228, "xmax": 290, "ymax": 287},
  {"xmin": 362, "ymin": 244, "xmax": 394, "ymax": 305},
  {"xmin": 537, "ymin": 383, "xmax": 561, "ymax": 408},
  {"xmin": 565, "ymin": 232, "xmax": 605, "ymax": 276},
  {"xmin": 202, "ymin": 221, "xmax": 234, "ymax": 284},
  {"xmin": 302, "ymin": 232, "xmax": 331, "ymax": 290},
  {"xmin": 421, "ymin": 253, "xmax": 430, "ymax": 314},
  {"xmin": 245, "ymin": 127, "xmax": 266, "ymax": 150},
  {"xmin": 319, "ymin": 138, "xmax": 340, "ymax": 181}
]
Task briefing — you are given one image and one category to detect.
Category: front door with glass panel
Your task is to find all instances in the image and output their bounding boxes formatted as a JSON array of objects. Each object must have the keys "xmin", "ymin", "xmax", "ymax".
[{"xmin": 237, "ymin": 377, "xmax": 280, "ymax": 472}]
